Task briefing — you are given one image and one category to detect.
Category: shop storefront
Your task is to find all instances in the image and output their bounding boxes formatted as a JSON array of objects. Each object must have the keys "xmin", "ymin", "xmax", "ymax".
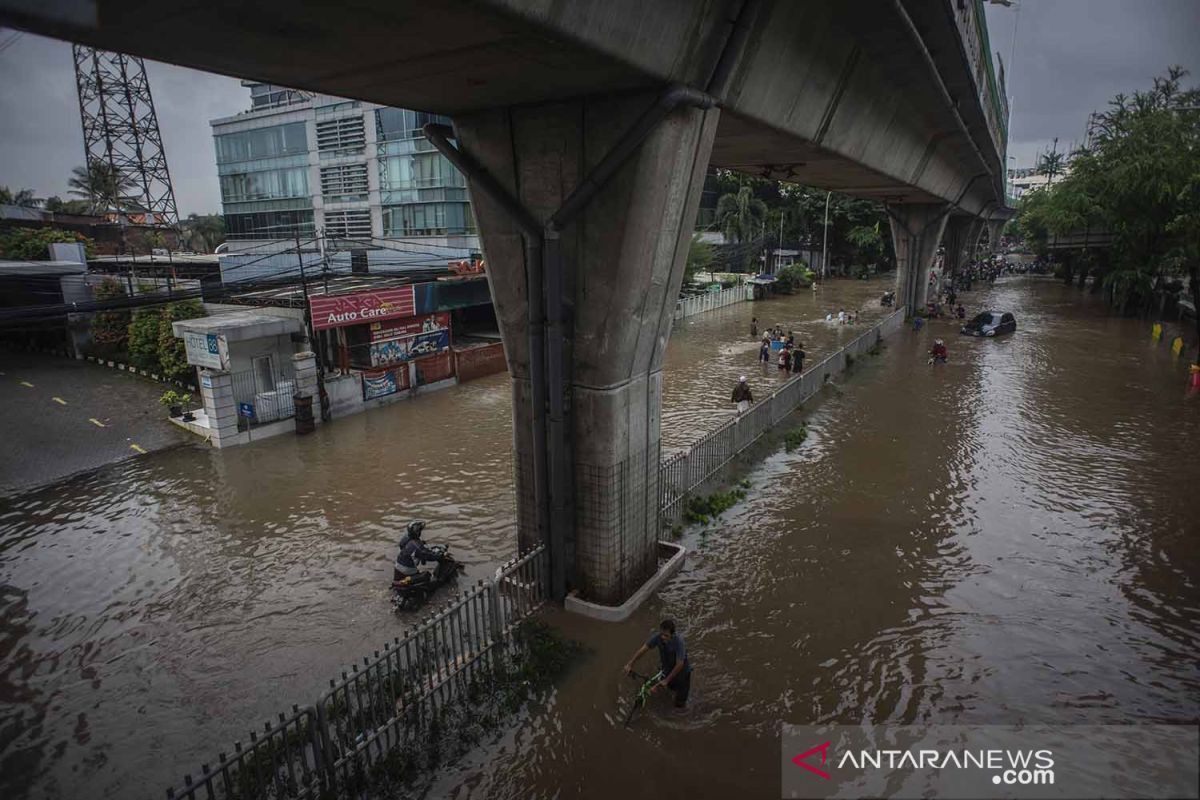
[{"xmin": 309, "ymin": 285, "xmax": 456, "ymax": 402}]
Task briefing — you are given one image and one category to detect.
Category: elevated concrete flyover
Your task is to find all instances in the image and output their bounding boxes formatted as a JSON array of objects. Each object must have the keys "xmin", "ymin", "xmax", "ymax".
[{"xmin": 2, "ymin": 0, "xmax": 1011, "ymax": 606}]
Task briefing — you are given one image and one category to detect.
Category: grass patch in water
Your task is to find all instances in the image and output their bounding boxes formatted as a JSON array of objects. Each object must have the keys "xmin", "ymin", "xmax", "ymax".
[
  {"xmin": 784, "ymin": 425, "xmax": 809, "ymax": 452},
  {"xmin": 683, "ymin": 487, "xmax": 747, "ymax": 525}
]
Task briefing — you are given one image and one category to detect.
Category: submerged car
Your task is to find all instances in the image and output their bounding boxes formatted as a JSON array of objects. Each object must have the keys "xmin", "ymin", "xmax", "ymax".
[{"xmin": 961, "ymin": 311, "xmax": 1016, "ymax": 337}]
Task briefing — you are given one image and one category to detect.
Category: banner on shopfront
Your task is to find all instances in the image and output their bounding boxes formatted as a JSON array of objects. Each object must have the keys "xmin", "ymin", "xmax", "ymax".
[
  {"xmin": 310, "ymin": 286, "xmax": 416, "ymax": 331},
  {"xmin": 369, "ymin": 329, "xmax": 450, "ymax": 367},
  {"xmin": 368, "ymin": 312, "xmax": 450, "ymax": 343},
  {"xmin": 362, "ymin": 366, "xmax": 407, "ymax": 400}
]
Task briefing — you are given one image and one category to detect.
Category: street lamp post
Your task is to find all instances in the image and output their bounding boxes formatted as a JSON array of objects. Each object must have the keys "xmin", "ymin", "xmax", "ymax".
[{"xmin": 821, "ymin": 190, "xmax": 831, "ymax": 280}]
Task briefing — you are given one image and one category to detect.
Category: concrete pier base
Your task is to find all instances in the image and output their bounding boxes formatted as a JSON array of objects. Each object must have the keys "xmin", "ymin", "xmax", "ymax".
[{"xmin": 455, "ymin": 92, "xmax": 718, "ymax": 603}]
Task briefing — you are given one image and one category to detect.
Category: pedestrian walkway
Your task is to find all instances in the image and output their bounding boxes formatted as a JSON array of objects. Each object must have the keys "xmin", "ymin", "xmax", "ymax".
[{"xmin": 0, "ymin": 351, "xmax": 189, "ymax": 496}]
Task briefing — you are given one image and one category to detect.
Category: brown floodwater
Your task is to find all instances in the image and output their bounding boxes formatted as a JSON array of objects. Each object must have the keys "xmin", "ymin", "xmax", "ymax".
[
  {"xmin": 424, "ymin": 276, "xmax": 1200, "ymax": 798},
  {"xmin": 2, "ymin": 276, "xmax": 1198, "ymax": 798}
]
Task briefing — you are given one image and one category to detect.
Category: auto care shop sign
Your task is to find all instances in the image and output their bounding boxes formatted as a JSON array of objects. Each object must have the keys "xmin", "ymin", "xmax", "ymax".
[{"xmin": 309, "ymin": 286, "xmax": 416, "ymax": 331}]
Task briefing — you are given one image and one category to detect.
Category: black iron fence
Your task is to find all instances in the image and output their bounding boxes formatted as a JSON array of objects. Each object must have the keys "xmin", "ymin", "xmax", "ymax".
[
  {"xmin": 229, "ymin": 361, "xmax": 297, "ymax": 428},
  {"xmin": 164, "ymin": 546, "xmax": 548, "ymax": 800}
]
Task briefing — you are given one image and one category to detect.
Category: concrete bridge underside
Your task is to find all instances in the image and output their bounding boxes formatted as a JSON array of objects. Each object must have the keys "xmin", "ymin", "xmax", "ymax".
[{"xmin": 3, "ymin": 0, "xmax": 1011, "ymax": 604}]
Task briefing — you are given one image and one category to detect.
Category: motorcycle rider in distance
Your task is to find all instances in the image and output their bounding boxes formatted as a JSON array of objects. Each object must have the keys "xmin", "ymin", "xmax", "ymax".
[{"xmin": 393, "ymin": 520, "xmax": 443, "ymax": 582}]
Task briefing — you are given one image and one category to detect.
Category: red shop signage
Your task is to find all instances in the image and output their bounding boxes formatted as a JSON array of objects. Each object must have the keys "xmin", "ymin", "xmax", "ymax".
[{"xmin": 309, "ymin": 286, "xmax": 416, "ymax": 331}]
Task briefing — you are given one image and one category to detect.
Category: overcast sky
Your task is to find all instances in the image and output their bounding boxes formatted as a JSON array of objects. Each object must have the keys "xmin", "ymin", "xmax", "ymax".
[{"xmin": 1, "ymin": 1, "xmax": 1198, "ymax": 215}]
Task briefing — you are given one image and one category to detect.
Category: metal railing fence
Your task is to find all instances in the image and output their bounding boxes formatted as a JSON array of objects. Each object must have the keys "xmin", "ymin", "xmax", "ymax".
[
  {"xmin": 659, "ymin": 307, "xmax": 906, "ymax": 523},
  {"xmin": 674, "ymin": 285, "xmax": 749, "ymax": 320},
  {"xmin": 165, "ymin": 545, "xmax": 548, "ymax": 800},
  {"xmin": 230, "ymin": 361, "xmax": 297, "ymax": 427}
]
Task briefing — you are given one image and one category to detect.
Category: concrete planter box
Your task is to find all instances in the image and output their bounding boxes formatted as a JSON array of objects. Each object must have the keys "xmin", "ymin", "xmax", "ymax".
[{"xmin": 565, "ymin": 541, "xmax": 687, "ymax": 622}]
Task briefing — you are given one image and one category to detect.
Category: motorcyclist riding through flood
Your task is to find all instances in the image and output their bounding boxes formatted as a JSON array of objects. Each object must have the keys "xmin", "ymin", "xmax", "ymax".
[{"xmin": 393, "ymin": 520, "xmax": 443, "ymax": 581}]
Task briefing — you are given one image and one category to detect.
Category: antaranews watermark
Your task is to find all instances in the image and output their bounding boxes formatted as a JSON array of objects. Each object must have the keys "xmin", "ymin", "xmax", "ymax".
[{"xmin": 781, "ymin": 725, "xmax": 1198, "ymax": 799}]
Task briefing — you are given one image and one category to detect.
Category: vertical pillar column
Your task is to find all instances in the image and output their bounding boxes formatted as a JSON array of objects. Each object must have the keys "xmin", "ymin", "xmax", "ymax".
[
  {"xmin": 292, "ymin": 351, "xmax": 320, "ymax": 425},
  {"xmin": 888, "ymin": 203, "xmax": 950, "ymax": 314},
  {"xmin": 455, "ymin": 92, "xmax": 719, "ymax": 604},
  {"xmin": 985, "ymin": 219, "xmax": 1005, "ymax": 255},
  {"xmin": 941, "ymin": 215, "xmax": 983, "ymax": 284},
  {"xmin": 199, "ymin": 369, "xmax": 240, "ymax": 448}
]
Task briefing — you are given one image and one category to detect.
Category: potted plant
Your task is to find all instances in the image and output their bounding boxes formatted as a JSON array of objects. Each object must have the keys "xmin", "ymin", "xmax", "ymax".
[
  {"xmin": 180, "ymin": 395, "xmax": 196, "ymax": 422},
  {"xmin": 160, "ymin": 389, "xmax": 187, "ymax": 418}
]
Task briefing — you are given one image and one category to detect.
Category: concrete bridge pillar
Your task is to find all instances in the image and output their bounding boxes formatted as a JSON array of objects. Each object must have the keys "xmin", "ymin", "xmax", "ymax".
[
  {"xmin": 941, "ymin": 216, "xmax": 984, "ymax": 283},
  {"xmin": 985, "ymin": 219, "xmax": 1005, "ymax": 254},
  {"xmin": 887, "ymin": 203, "xmax": 950, "ymax": 314},
  {"xmin": 451, "ymin": 91, "xmax": 719, "ymax": 604}
]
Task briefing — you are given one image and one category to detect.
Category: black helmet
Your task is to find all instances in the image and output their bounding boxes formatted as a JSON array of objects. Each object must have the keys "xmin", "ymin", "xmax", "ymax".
[{"xmin": 406, "ymin": 520, "xmax": 426, "ymax": 538}]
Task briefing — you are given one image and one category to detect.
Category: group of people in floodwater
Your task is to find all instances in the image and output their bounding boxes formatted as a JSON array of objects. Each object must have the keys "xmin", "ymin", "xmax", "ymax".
[{"xmin": 751, "ymin": 317, "xmax": 807, "ymax": 375}]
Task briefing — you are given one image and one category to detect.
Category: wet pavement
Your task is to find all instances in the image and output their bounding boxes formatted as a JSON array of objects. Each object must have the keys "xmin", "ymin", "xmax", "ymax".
[
  {"xmin": 3, "ymin": 276, "xmax": 1199, "ymax": 798},
  {"xmin": 0, "ymin": 353, "xmax": 188, "ymax": 496}
]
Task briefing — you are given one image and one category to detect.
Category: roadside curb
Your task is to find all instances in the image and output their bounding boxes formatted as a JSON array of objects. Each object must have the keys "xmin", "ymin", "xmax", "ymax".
[{"xmin": 5, "ymin": 343, "xmax": 196, "ymax": 393}]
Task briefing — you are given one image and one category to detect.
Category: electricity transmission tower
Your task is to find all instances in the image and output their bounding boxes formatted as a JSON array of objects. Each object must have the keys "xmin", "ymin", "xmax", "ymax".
[{"xmin": 72, "ymin": 45, "xmax": 179, "ymax": 229}]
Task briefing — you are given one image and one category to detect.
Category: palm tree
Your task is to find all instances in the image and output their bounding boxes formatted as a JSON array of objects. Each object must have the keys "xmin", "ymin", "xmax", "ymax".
[
  {"xmin": 67, "ymin": 161, "xmax": 136, "ymax": 214},
  {"xmin": 1035, "ymin": 141, "xmax": 1066, "ymax": 186},
  {"xmin": 715, "ymin": 186, "xmax": 768, "ymax": 244}
]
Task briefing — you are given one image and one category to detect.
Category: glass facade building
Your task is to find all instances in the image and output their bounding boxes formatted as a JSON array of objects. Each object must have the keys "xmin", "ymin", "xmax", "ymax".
[
  {"xmin": 211, "ymin": 85, "xmax": 478, "ymax": 249},
  {"xmin": 215, "ymin": 120, "xmax": 314, "ymax": 239},
  {"xmin": 376, "ymin": 110, "xmax": 473, "ymax": 237}
]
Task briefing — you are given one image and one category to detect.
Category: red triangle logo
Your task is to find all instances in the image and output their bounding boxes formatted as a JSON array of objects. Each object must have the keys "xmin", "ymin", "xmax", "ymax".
[{"xmin": 792, "ymin": 740, "xmax": 833, "ymax": 780}]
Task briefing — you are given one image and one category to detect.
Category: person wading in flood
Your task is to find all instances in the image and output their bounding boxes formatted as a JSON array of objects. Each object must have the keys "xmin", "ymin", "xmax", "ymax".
[
  {"xmin": 731, "ymin": 376, "xmax": 753, "ymax": 414},
  {"xmin": 750, "ymin": 317, "xmax": 758, "ymax": 338},
  {"xmin": 624, "ymin": 619, "xmax": 692, "ymax": 710}
]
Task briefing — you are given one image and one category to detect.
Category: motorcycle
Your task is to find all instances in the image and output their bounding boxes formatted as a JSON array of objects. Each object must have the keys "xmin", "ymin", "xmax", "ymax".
[
  {"xmin": 880, "ymin": 291, "xmax": 895, "ymax": 307},
  {"xmin": 390, "ymin": 543, "xmax": 462, "ymax": 610}
]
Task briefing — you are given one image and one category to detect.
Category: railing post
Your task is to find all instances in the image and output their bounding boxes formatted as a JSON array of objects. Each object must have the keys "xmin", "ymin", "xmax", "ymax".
[{"xmin": 488, "ymin": 576, "xmax": 503, "ymax": 642}]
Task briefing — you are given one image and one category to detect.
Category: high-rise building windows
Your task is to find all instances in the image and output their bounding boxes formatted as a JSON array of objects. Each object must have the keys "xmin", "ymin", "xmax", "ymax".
[
  {"xmin": 224, "ymin": 209, "xmax": 315, "ymax": 240},
  {"xmin": 215, "ymin": 122, "xmax": 308, "ymax": 164},
  {"xmin": 381, "ymin": 203, "xmax": 473, "ymax": 237},
  {"xmin": 375, "ymin": 109, "xmax": 450, "ymax": 142},
  {"xmin": 219, "ymin": 167, "xmax": 309, "ymax": 203}
]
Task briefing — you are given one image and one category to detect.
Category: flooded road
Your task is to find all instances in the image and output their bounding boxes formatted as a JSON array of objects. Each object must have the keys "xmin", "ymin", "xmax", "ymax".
[
  {"xmin": 3, "ymin": 276, "xmax": 1198, "ymax": 798},
  {"xmin": 661, "ymin": 279, "xmax": 888, "ymax": 447},
  {"xmin": 425, "ymin": 276, "xmax": 1200, "ymax": 798}
]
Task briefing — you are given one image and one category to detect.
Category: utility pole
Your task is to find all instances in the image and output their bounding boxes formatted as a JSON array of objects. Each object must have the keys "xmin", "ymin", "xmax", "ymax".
[
  {"xmin": 777, "ymin": 210, "xmax": 785, "ymax": 274},
  {"xmin": 821, "ymin": 191, "xmax": 832, "ymax": 280}
]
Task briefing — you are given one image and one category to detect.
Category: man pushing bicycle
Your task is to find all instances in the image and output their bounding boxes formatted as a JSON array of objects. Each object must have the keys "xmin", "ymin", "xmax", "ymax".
[{"xmin": 623, "ymin": 618, "xmax": 692, "ymax": 709}]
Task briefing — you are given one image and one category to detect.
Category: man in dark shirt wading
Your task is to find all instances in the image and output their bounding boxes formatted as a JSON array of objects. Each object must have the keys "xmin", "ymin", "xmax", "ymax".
[{"xmin": 623, "ymin": 619, "xmax": 692, "ymax": 709}]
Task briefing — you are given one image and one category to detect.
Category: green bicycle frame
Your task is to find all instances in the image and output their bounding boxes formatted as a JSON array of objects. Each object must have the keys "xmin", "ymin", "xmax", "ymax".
[{"xmin": 623, "ymin": 669, "xmax": 665, "ymax": 727}]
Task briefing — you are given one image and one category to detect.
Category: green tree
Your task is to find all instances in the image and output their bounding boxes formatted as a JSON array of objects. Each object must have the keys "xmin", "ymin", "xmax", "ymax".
[
  {"xmin": 68, "ymin": 161, "xmax": 136, "ymax": 214},
  {"xmin": 1013, "ymin": 67, "xmax": 1199, "ymax": 321},
  {"xmin": 846, "ymin": 223, "xmax": 885, "ymax": 268},
  {"xmin": 1035, "ymin": 146, "xmax": 1066, "ymax": 186},
  {"xmin": 182, "ymin": 213, "xmax": 225, "ymax": 252},
  {"xmin": 684, "ymin": 234, "xmax": 714, "ymax": 285},
  {"xmin": 156, "ymin": 300, "xmax": 206, "ymax": 381},
  {"xmin": 774, "ymin": 263, "xmax": 813, "ymax": 293},
  {"xmin": 90, "ymin": 277, "xmax": 131, "ymax": 356},
  {"xmin": 43, "ymin": 196, "xmax": 93, "ymax": 215},
  {"xmin": 144, "ymin": 230, "xmax": 167, "ymax": 252},
  {"xmin": 0, "ymin": 186, "xmax": 41, "ymax": 207},
  {"xmin": 0, "ymin": 226, "xmax": 95, "ymax": 260},
  {"xmin": 716, "ymin": 186, "xmax": 767, "ymax": 244},
  {"xmin": 128, "ymin": 308, "xmax": 163, "ymax": 371}
]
